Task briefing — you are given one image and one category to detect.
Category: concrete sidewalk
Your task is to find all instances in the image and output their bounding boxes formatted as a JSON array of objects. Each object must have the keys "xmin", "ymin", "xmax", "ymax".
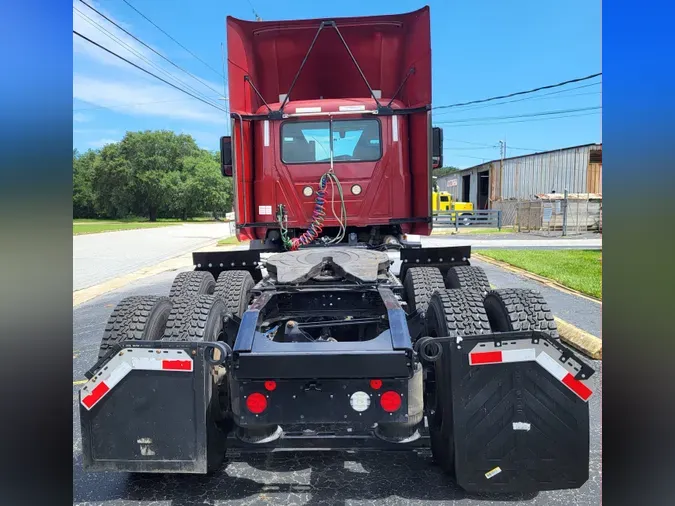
[{"xmin": 422, "ymin": 235, "xmax": 602, "ymax": 249}]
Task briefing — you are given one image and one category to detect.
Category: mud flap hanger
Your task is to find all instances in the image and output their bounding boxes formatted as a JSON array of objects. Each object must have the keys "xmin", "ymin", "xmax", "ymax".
[
  {"xmin": 80, "ymin": 341, "xmax": 232, "ymax": 410},
  {"xmin": 415, "ymin": 331, "xmax": 595, "ymax": 402}
]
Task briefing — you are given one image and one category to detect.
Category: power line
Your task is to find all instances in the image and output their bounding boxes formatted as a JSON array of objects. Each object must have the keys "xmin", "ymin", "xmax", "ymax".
[
  {"xmin": 247, "ymin": 0, "xmax": 263, "ymax": 21},
  {"xmin": 434, "ymin": 83, "xmax": 602, "ymax": 117},
  {"xmin": 73, "ymin": 96, "xmax": 221, "ymax": 112},
  {"xmin": 78, "ymin": 0, "xmax": 224, "ymax": 98},
  {"xmin": 74, "ymin": 7, "xmax": 224, "ymax": 109},
  {"xmin": 432, "ymin": 72, "xmax": 601, "ymax": 110},
  {"xmin": 436, "ymin": 106, "xmax": 601, "ymax": 125},
  {"xmin": 121, "ymin": 0, "xmax": 223, "ymax": 78},
  {"xmin": 73, "ymin": 31, "xmax": 228, "ymax": 113},
  {"xmin": 441, "ymin": 110, "xmax": 601, "ymax": 128}
]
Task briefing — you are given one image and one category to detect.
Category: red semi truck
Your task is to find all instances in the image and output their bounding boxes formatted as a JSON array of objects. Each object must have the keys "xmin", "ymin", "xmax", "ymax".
[{"xmin": 79, "ymin": 6, "xmax": 594, "ymax": 494}]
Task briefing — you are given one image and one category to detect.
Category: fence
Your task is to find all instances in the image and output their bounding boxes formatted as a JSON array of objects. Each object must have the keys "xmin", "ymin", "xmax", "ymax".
[
  {"xmin": 433, "ymin": 209, "xmax": 502, "ymax": 231},
  {"xmin": 511, "ymin": 193, "xmax": 602, "ymax": 236}
]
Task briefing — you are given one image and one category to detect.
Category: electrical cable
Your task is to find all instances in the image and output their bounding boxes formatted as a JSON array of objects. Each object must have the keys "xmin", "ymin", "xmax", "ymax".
[
  {"xmin": 432, "ymin": 72, "xmax": 601, "ymax": 110},
  {"xmin": 74, "ymin": 7, "xmax": 224, "ymax": 110},
  {"xmin": 78, "ymin": 0, "xmax": 225, "ymax": 98},
  {"xmin": 121, "ymin": 0, "xmax": 223, "ymax": 78},
  {"xmin": 73, "ymin": 31, "xmax": 229, "ymax": 113}
]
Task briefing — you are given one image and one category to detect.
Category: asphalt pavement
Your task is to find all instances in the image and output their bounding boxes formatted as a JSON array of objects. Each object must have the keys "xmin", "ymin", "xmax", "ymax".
[
  {"xmin": 73, "ymin": 257, "xmax": 601, "ymax": 506},
  {"xmin": 73, "ymin": 222, "xmax": 234, "ymax": 291}
]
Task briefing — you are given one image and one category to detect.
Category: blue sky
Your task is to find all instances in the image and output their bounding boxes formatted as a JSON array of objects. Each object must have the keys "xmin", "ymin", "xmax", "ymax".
[{"xmin": 72, "ymin": 0, "xmax": 601, "ymax": 168}]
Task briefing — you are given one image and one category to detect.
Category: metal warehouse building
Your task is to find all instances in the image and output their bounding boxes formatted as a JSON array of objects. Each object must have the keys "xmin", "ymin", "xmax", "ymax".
[{"xmin": 436, "ymin": 143, "xmax": 602, "ymax": 210}]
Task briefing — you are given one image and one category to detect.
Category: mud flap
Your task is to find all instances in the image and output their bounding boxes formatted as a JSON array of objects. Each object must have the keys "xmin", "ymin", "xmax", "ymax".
[
  {"xmin": 79, "ymin": 341, "xmax": 227, "ymax": 473},
  {"xmin": 444, "ymin": 331, "xmax": 595, "ymax": 493}
]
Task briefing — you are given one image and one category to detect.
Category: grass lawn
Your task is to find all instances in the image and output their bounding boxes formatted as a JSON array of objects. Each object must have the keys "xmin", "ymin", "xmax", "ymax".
[
  {"xmin": 475, "ymin": 249, "xmax": 602, "ymax": 299},
  {"xmin": 217, "ymin": 236, "xmax": 248, "ymax": 246},
  {"xmin": 73, "ymin": 218, "xmax": 216, "ymax": 235}
]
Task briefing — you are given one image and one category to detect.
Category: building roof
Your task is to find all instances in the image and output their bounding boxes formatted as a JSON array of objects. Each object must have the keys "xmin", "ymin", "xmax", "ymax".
[{"xmin": 447, "ymin": 142, "xmax": 602, "ymax": 175}]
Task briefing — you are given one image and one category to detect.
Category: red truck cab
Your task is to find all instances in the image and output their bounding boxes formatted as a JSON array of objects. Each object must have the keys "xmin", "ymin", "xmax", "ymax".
[{"xmin": 222, "ymin": 6, "xmax": 443, "ymax": 247}]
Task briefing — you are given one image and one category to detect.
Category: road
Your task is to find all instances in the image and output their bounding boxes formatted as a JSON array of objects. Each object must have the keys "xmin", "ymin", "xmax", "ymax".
[
  {"xmin": 73, "ymin": 222, "xmax": 234, "ymax": 291},
  {"xmin": 73, "ymin": 258, "xmax": 601, "ymax": 506}
]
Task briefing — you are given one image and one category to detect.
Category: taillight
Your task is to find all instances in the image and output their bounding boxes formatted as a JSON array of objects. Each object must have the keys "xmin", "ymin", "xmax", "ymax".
[
  {"xmin": 370, "ymin": 379, "xmax": 382, "ymax": 390},
  {"xmin": 246, "ymin": 392, "xmax": 267, "ymax": 414},
  {"xmin": 264, "ymin": 380, "xmax": 277, "ymax": 391},
  {"xmin": 380, "ymin": 391, "xmax": 402, "ymax": 412}
]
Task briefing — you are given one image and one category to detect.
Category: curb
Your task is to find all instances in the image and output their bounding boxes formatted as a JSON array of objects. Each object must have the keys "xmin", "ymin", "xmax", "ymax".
[
  {"xmin": 473, "ymin": 252, "xmax": 601, "ymax": 305},
  {"xmin": 555, "ymin": 317, "xmax": 602, "ymax": 360}
]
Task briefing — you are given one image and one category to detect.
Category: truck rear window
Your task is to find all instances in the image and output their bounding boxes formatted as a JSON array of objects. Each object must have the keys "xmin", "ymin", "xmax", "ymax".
[
  {"xmin": 440, "ymin": 196, "xmax": 449, "ymax": 202},
  {"xmin": 281, "ymin": 119, "xmax": 381, "ymax": 164}
]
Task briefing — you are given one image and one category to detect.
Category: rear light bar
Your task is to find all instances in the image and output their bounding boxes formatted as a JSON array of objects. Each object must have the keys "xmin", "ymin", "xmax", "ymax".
[
  {"xmin": 468, "ymin": 340, "xmax": 594, "ymax": 402},
  {"xmin": 79, "ymin": 349, "xmax": 193, "ymax": 411}
]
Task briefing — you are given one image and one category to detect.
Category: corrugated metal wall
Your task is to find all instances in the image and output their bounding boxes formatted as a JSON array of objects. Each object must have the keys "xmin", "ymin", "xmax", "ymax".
[
  {"xmin": 435, "ymin": 144, "xmax": 601, "ymax": 205},
  {"xmin": 500, "ymin": 145, "xmax": 600, "ymax": 199}
]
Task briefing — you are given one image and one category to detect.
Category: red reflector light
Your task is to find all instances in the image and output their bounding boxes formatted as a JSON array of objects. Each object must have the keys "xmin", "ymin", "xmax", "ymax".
[
  {"xmin": 380, "ymin": 391, "xmax": 402, "ymax": 412},
  {"xmin": 370, "ymin": 379, "xmax": 382, "ymax": 390},
  {"xmin": 264, "ymin": 380, "xmax": 277, "ymax": 391},
  {"xmin": 246, "ymin": 392, "xmax": 268, "ymax": 414}
]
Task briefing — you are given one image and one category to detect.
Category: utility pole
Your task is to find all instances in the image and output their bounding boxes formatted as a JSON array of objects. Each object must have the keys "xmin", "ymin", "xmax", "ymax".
[{"xmin": 499, "ymin": 140, "xmax": 506, "ymax": 201}]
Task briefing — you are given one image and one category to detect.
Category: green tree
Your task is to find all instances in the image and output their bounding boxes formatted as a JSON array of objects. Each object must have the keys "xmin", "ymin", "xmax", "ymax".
[
  {"xmin": 91, "ymin": 142, "xmax": 135, "ymax": 219},
  {"xmin": 73, "ymin": 148, "xmax": 99, "ymax": 218},
  {"xmin": 118, "ymin": 130, "xmax": 200, "ymax": 221}
]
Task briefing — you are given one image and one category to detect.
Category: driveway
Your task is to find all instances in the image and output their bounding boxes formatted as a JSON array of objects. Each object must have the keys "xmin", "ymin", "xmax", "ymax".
[{"xmin": 73, "ymin": 222, "xmax": 234, "ymax": 291}]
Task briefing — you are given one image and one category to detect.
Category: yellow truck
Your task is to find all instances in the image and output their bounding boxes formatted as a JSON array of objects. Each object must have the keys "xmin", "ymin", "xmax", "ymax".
[{"xmin": 432, "ymin": 192, "xmax": 474, "ymax": 215}]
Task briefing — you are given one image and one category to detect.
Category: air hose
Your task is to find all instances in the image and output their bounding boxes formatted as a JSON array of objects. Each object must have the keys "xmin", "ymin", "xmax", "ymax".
[{"xmin": 278, "ymin": 172, "xmax": 346, "ymax": 251}]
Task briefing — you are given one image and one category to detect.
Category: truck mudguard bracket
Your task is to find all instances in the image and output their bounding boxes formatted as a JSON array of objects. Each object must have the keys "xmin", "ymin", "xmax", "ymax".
[
  {"xmin": 193, "ymin": 250, "xmax": 263, "ymax": 282},
  {"xmin": 399, "ymin": 245, "xmax": 471, "ymax": 281},
  {"xmin": 429, "ymin": 331, "xmax": 593, "ymax": 493}
]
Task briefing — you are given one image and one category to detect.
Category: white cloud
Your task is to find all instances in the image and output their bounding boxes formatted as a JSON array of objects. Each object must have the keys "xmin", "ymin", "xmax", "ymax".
[
  {"xmin": 73, "ymin": 113, "xmax": 90, "ymax": 123},
  {"xmin": 74, "ymin": 74, "xmax": 228, "ymax": 124},
  {"xmin": 89, "ymin": 138, "xmax": 119, "ymax": 148},
  {"xmin": 72, "ymin": 0, "xmax": 224, "ymax": 100}
]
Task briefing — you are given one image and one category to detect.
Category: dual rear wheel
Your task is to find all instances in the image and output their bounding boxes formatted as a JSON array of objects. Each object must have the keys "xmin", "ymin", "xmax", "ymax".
[
  {"xmin": 96, "ymin": 269, "xmax": 255, "ymax": 473},
  {"xmin": 403, "ymin": 264, "xmax": 559, "ymax": 477}
]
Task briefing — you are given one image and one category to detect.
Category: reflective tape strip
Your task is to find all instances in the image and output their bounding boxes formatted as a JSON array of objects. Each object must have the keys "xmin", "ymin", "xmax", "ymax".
[
  {"xmin": 263, "ymin": 120, "xmax": 270, "ymax": 147},
  {"xmin": 296, "ymin": 106, "xmax": 321, "ymax": 113},
  {"xmin": 162, "ymin": 359, "xmax": 192, "ymax": 371},
  {"xmin": 392, "ymin": 116, "xmax": 399, "ymax": 142},
  {"xmin": 80, "ymin": 349, "xmax": 193, "ymax": 410},
  {"xmin": 562, "ymin": 373, "xmax": 593, "ymax": 401},
  {"xmin": 81, "ymin": 382, "xmax": 110, "ymax": 409},
  {"xmin": 469, "ymin": 350, "xmax": 502, "ymax": 365},
  {"xmin": 502, "ymin": 348, "xmax": 537, "ymax": 363},
  {"xmin": 468, "ymin": 341, "xmax": 593, "ymax": 402}
]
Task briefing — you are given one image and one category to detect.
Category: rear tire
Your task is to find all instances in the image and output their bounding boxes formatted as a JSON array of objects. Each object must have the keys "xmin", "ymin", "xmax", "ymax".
[
  {"xmin": 169, "ymin": 271, "xmax": 215, "ymax": 299},
  {"xmin": 214, "ymin": 270, "xmax": 255, "ymax": 317},
  {"xmin": 162, "ymin": 295, "xmax": 230, "ymax": 473},
  {"xmin": 424, "ymin": 289, "xmax": 492, "ymax": 476},
  {"xmin": 483, "ymin": 288, "xmax": 559, "ymax": 338},
  {"xmin": 97, "ymin": 296, "xmax": 172, "ymax": 360},
  {"xmin": 444, "ymin": 265, "xmax": 490, "ymax": 295},
  {"xmin": 403, "ymin": 267, "xmax": 445, "ymax": 313}
]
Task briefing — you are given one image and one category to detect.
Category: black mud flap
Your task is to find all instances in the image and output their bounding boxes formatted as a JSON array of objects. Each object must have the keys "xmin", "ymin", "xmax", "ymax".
[
  {"xmin": 79, "ymin": 341, "xmax": 227, "ymax": 473},
  {"xmin": 440, "ymin": 331, "xmax": 594, "ymax": 493}
]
